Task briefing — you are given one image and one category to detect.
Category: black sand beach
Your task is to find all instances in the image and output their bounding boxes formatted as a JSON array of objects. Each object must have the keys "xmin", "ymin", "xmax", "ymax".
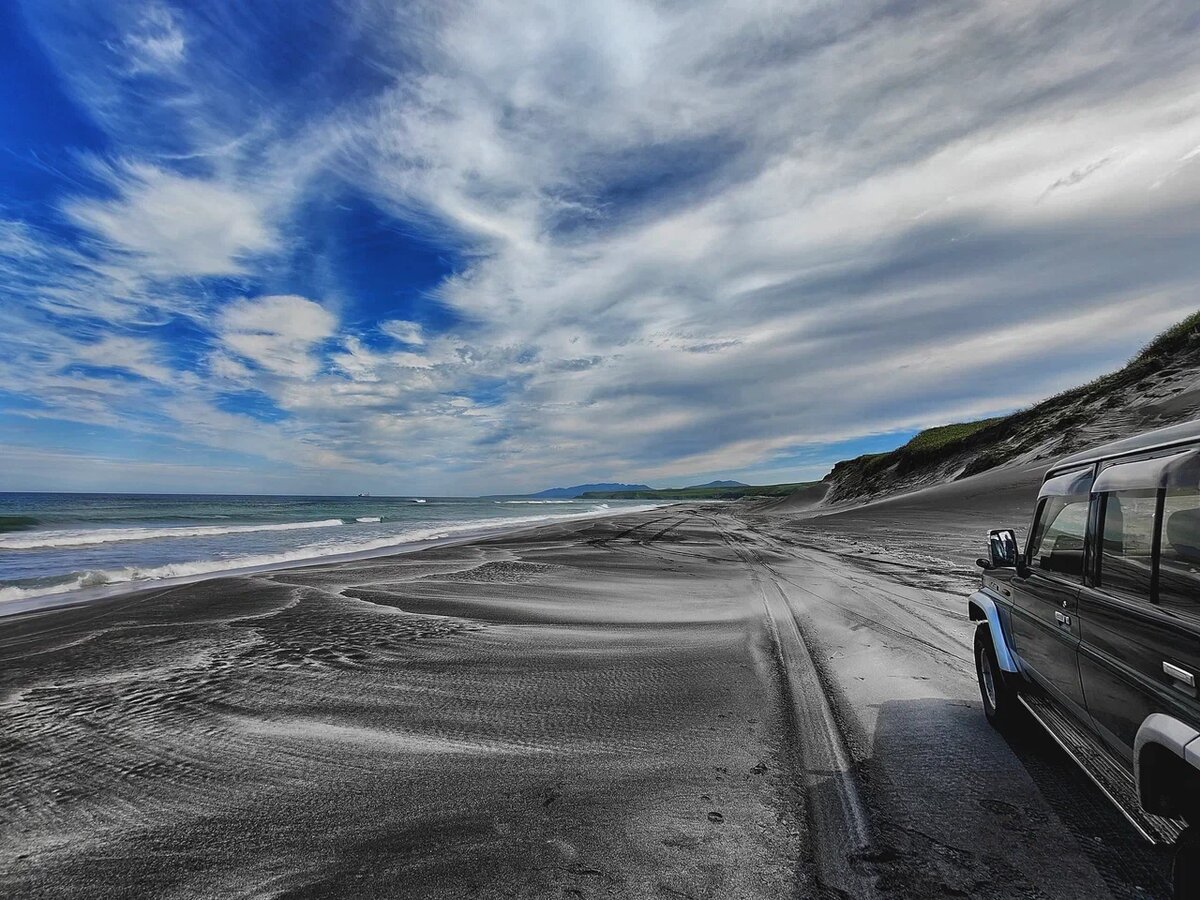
[{"xmin": 0, "ymin": 498, "xmax": 1174, "ymax": 898}]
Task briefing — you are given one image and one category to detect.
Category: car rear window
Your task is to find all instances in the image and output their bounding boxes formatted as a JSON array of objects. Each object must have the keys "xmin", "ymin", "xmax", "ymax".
[
  {"xmin": 1159, "ymin": 487, "xmax": 1200, "ymax": 613},
  {"xmin": 1097, "ymin": 489, "xmax": 1157, "ymax": 600}
]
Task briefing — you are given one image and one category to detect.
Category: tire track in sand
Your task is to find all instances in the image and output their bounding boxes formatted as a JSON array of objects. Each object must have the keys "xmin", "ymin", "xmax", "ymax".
[
  {"xmin": 726, "ymin": 521, "xmax": 971, "ymax": 669},
  {"xmin": 711, "ymin": 514, "xmax": 881, "ymax": 899}
]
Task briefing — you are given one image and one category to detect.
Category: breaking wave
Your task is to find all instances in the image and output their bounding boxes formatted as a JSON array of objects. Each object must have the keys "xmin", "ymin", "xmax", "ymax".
[
  {"xmin": 0, "ymin": 504, "xmax": 662, "ymax": 605},
  {"xmin": 0, "ymin": 518, "xmax": 348, "ymax": 550}
]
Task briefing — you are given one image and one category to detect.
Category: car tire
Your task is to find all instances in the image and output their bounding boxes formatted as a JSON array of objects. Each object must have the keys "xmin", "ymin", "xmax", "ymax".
[
  {"xmin": 975, "ymin": 623, "xmax": 1018, "ymax": 730},
  {"xmin": 1174, "ymin": 826, "xmax": 1200, "ymax": 899}
]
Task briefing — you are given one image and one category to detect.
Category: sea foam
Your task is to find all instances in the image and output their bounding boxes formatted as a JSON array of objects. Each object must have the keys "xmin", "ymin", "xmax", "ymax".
[{"xmin": 0, "ymin": 518, "xmax": 347, "ymax": 550}]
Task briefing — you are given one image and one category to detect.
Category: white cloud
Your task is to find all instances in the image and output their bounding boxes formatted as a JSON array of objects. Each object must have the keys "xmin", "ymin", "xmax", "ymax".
[
  {"xmin": 207, "ymin": 352, "xmax": 253, "ymax": 382},
  {"xmin": 380, "ymin": 319, "xmax": 425, "ymax": 346},
  {"xmin": 63, "ymin": 162, "xmax": 276, "ymax": 278},
  {"xmin": 219, "ymin": 295, "xmax": 338, "ymax": 378},
  {"xmin": 124, "ymin": 4, "xmax": 186, "ymax": 72},
  {"xmin": 76, "ymin": 336, "xmax": 171, "ymax": 383}
]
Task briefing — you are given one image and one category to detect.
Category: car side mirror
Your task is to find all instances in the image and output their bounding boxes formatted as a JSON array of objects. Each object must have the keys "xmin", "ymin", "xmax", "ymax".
[
  {"xmin": 976, "ymin": 557, "xmax": 994, "ymax": 570},
  {"xmin": 987, "ymin": 528, "xmax": 1020, "ymax": 569}
]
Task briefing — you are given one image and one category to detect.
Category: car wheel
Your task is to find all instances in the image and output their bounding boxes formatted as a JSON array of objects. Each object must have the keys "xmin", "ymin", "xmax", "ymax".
[
  {"xmin": 975, "ymin": 623, "xmax": 1018, "ymax": 730},
  {"xmin": 1174, "ymin": 826, "xmax": 1200, "ymax": 899}
]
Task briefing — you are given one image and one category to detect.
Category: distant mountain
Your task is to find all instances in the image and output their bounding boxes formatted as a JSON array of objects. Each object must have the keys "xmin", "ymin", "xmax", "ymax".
[
  {"xmin": 529, "ymin": 483, "xmax": 652, "ymax": 499},
  {"xmin": 687, "ymin": 480, "xmax": 747, "ymax": 488}
]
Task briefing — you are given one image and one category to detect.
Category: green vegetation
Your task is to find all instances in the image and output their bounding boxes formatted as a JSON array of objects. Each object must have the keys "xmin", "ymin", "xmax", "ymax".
[
  {"xmin": 900, "ymin": 418, "xmax": 1004, "ymax": 454},
  {"xmin": 827, "ymin": 419, "xmax": 1005, "ymax": 487},
  {"xmin": 1037, "ymin": 308, "xmax": 1200, "ymax": 406},
  {"xmin": 580, "ymin": 481, "xmax": 822, "ymax": 500},
  {"xmin": 1135, "ymin": 309, "xmax": 1200, "ymax": 364}
]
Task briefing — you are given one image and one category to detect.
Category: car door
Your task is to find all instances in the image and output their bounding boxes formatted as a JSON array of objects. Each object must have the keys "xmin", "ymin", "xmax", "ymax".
[
  {"xmin": 1079, "ymin": 453, "xmax": 1200, "ymax": 761},
  {"xmin": 1009, "ymin": 468, "xmax": 1092, "ymax": 717}
]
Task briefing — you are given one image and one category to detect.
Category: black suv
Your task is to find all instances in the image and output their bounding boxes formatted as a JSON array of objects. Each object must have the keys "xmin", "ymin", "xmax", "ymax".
[{"xmin": 969, "ymin": 419, "xmax": 1200, "ymax": 897}]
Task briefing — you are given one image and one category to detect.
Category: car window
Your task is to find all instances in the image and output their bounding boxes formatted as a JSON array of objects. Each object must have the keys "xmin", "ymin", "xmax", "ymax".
[
  {"xmin": 1097, "ymin": 489, "xmax": 1157, "ymax": 600},
  {"xmin": 1028, "ymin": 495, "xmax": 1089, "ymax": 579},
  {"xmin": 1159, "ymin": 488, "xmax": 1200, "ymax": 615}
]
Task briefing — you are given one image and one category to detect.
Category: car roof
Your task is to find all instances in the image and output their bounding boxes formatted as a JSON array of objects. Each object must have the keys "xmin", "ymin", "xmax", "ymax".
[{"xmin": 1048, "ymin": 418, "xmax": 1200, "ymax": 476}]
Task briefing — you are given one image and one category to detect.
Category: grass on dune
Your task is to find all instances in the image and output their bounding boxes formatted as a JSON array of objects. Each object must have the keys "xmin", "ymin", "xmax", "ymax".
[
  {"xmin": 901, "ymin": 418, "xmax": 1005, "ymax": 454},
  {"xmin": 826, "ymin": 308, "xmax": 1200, "ymax": 495}
]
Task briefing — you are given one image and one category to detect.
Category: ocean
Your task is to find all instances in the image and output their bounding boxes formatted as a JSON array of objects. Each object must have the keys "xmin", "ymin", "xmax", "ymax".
[{"xmin": 0, "ymin": 493, "xmax": 662, "ymax": 607}]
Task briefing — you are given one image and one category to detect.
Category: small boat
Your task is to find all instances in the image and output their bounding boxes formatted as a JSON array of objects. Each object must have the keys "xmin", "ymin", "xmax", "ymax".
[{"xmin": 412, "ymin": 498, "xmax": 427, "ymax": 503}]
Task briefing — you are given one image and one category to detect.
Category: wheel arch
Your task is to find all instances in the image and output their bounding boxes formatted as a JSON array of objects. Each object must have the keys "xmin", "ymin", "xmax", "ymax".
[
  {"xmin": 1135, "ymin": 713, "xmax": 1200, "ymax": 822},
  {"xmin": 968, "ymin": 590, "xmax": 1020, "ymax": 674}
]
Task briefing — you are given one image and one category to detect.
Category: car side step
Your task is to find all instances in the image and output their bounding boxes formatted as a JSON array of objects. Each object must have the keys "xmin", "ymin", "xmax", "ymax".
[{"xmin": 1018, "ymin": 693, "xmax": 1185, "ymax": 846}]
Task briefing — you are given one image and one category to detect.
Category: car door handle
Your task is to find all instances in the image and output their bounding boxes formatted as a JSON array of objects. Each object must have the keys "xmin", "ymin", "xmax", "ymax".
[
  {"xmin": 1054, "ymin": 611, "xmax": 1071, "ymax": 627},
  {"xmin": 1164, "ymin": 661, "xmax": 1196, "ymax": 688}
]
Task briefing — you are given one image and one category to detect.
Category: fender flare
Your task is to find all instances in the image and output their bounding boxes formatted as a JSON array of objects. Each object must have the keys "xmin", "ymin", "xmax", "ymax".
[
  {"xmin": 967, "ymin": 590, "xmax": 1020, "ymax": 673},
  {"xmin": 1134, "ymin": 713, "xmax": 1200, "ymax": 814}
]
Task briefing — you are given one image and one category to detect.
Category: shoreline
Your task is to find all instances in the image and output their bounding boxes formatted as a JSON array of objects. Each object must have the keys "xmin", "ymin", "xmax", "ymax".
[{"xmin": 0, "ymin": 502, "xmax": 672, "ymax": 619}]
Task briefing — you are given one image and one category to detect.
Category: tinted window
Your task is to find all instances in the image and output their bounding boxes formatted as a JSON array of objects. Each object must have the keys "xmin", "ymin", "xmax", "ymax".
[
  {"xmin": 1159, "ymin": 488, "xmax": 1200, "ymax": 615},
  {"xmin": 1028, "ymin": 495, "xmax": 1089, "ymax": 579},
  {"xmin": 1097, "ymin": 489, "xmax": 1157, "ymax": 600}
]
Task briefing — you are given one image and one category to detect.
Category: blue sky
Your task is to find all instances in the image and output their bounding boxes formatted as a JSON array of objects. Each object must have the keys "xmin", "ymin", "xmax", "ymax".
[{"xmin": 2, "ymin": 1, "xmax": 1200, "ymax": 496}]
